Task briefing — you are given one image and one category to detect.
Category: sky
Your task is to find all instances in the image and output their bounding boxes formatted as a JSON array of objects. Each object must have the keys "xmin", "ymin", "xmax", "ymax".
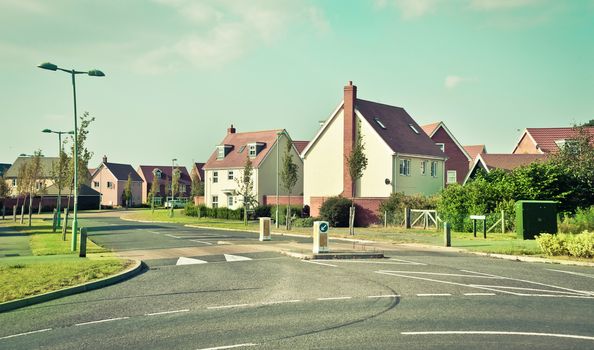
[{"xmin": 1, "ymin": 0, "xmax": 593, "ymax": 170}]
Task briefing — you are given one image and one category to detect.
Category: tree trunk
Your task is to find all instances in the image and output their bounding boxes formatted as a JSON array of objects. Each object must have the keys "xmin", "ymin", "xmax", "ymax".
[
  {"xmin": 20, "ymin": 194, "xmax": 27, "ymax": 224},
  {"xmin": 14, "ymin": 197, "xmax": 20, "ymax": 222},
  {"xmin": 38, "ymin": 195, "xmax": 43, "ymax": 215},
  {"xmin": 28, "ymin": 194, "xmax": 33, "ymax": 227}
]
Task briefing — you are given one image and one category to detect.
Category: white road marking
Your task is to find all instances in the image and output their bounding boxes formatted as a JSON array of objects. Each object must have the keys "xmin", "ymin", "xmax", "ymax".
[
  {"xmin": 207, "ymin": 304, "xmax": 251, "ymax": 310},
  {"xmin": 464, "ymin": 293, "xmax": 496, "ymax": 296},
  {"xmin": 388, "ymin": 258, "xmax": 427, "ymax": 265},
  {"xmin": 149, "ymin": 231, "xmax": 161, "ymax": 234},
  {"xmin": 333, "ymin": 260, "xmax": 425, "ymax": 265},
  {"xmin": 145, "ymin": 309, "xmax": 190, "ymax": 316},
  {"xmin": 75, "ymin": 317, "xmax": 129, "ymax": 326},
  {"xmin": 224, "ymin": 254, "xmax": 252, "ymax": 262},
  {"xmin": 368, "ymin": 294, "xmax": 400, "ymax": 298},
  {"xmin": 417, "ymin": 293, "xmax": 451, "ymax": 297},
  {"xmin": 317, "ymin": 296, "xmax": 352, "ymax": 301},
  {"xmin": 217, "ymin": 241, "xmax": 232, "ymax": 245},
  {"xmin": 380, "ymin": 271, "xmax": 503, "ymax": 279},
  {"xmin": 196, "ymin": 343, "xmax": 258, "ymax": 350},
  {"xmin": 0, "ymin": 328, "xmax": 52, "ymax": 340},
  {"xmin": 400, "ymin": 331, "xmax": 594, "ymax": 341},
  {"xmin": 470, "ymin": 284, "xmax": 583, "ymax": 296},
  {"xmin": 176, "ymin": 257, "xmax": 209, "ymax": 265},
  {"xmin": 302, "ymin": 260, "xmax": 337, "ymax": 267},
  {"xmin": 546, "ymin": 269, "xmax": 594, "ymax": 279},
  {"xmin": 261, "ymin": 300, "xmax": 301, "ymax": 305},
  {"xmin": 165, "ymin": 234, "xmax": 180, "ymax": 239},
  {"xmin": 190, "ymin": 239, "xmax": 214, "ymax": 245}
]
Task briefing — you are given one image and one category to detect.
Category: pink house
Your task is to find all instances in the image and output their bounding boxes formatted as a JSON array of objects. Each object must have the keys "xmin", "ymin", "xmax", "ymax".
[
  {"xmin": 136, "ymin": 165, "xmax": 192, "ymax": 204},
  {"xmin": 91, "ymin": 156, "xmax": 143, "ymax": 207}
]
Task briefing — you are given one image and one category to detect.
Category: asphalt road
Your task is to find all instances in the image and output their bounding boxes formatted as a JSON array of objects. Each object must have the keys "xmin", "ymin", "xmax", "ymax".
[{"xmin": 1, "ymin": 213, "xmax": 593, "ymax": 349}]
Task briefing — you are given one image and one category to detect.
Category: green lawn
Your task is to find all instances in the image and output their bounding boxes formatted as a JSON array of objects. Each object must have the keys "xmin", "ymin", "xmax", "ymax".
[
  {"xmin": 0, "ymin": 218, "xmax": 130, "ymax": 303},
  {"xmin": 124, "ymin": 209, "xmax": 543, "ymax": 256}
]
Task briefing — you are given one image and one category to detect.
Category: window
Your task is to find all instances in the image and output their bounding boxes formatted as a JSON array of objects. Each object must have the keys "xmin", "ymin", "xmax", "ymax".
[
  {"xmin": 213, "ymin": 171, "xmax": 218, "ymax": 183},
  {"xmin": 399, "ymin": 159, "xmax": 411, "ymax": 176},
  {"xmin": 227, "ymin": 195, "xmax": 234, "ymax": 207},
  {"xmin": 228, "ymin": 170, "xmax": 234, "ymax": 180},
  {"xmin": 421, "ymin": 161, "xmax": 427, "ymax": 176},
  {"xmin": 12, "ymin": 179, "xmax": 16, "ymax": 186},
  {"xmin": 431, "ymin": 162, "xmax": 438, "ymax": 177},
  {"xmin": 447, "ymin": 170, "xmax": 457, "ymax": 184},
  {"xmin": 217, "ymin": 147, "xmax": 225, "ymax": 160},
  {"xmin": 212, "ymin": 196, "xmax": 219, "ymax": 208},
  {"xmin": 409, "ymin": 124, "xmax": 420, "ymax": 134},
  {"xmin": 436, "ymin": 143, "xmax": 445, "ymax": 152},
  {"xmin": 239, "ymin": 145, "xmax": 246, "ymax": 153},
  {"xmin": 107, "ymin": 181, "xmax": 113, "ymax": 189},
  {"xmin": 374, "ymin": 117, "xmax": 386, "ymax": 129},
  {"xmin": 35, "ymin": 182, "xmax": 42, "ymax": 190},
  {"xmin": 180, "ymin": 184, "xmax": 186, "ymax": 193},
  {"xmin": 248, "ymin": 144, "xmax": 257, "ymax": 157},
  {"xmin": 93, "ymin": 181, "xmax": 99, "ymax": 188}
]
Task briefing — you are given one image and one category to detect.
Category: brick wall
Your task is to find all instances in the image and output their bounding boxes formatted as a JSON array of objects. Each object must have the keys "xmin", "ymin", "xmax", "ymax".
[
  {"xmin": 309, "ymin": 196, "xmax": 387, "ymax": 227},
  {"xmin": 193, "ymin": 196, "xmax": 205, "ymax": 205},
  {"xmin": 262, "ymin": 195, "xmax": 304, "ymax": 206}
]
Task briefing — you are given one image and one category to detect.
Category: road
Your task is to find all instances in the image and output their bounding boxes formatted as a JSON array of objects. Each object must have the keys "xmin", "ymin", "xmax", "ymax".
[{"xmin": 1, "ymin": 212, "xmax": 593, "ymax": 349}]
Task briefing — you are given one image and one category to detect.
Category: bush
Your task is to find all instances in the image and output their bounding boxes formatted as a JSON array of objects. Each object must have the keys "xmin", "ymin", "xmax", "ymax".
[
  {"xmin": 253, "ymin": 205, "xmax": 272, "ymax": 219},
  {"xmin": 319, "ymin": 196, "xmax": 351, "ymax": 227},
  {"xmin": 559, "ymin": 206, "xmax": 594, "ymax": 233},
  {"xmin": 293, "ymin": 217, "xmax": 316, "ymax": 227},
  {"xmin": 184, "ymin": 203, "xmax": 243, "ymax": 220},
  {"xmin": 379, "ymin": 192, "xmax": 437, "ymax": 226},
  {"xmin": 536, "ymin": 232, "xmax": 594, "ymax": 258}
]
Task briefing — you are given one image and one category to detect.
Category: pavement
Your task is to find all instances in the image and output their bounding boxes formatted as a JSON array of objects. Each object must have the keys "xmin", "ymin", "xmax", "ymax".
[{"xmin": 1, "ymin": 213, "xmax": 593, "ymax": 349}]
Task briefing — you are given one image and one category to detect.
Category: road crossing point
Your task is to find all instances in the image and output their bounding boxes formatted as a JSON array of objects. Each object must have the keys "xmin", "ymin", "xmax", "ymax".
[
  {"xmin": 224, "ymin": 254, "xmax": 252, "ymax": 262},
  {"xmin": 176, "ymin": 257, "xmax": 209, "ymax": 265}
]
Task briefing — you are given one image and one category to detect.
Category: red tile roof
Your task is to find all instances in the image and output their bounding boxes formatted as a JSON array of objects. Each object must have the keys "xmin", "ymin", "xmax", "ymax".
[
  {"xmin": 204, "ymin": 129, "xmax": 283, "ymax": 170},
  {"xmin": 421, "ymin": 122, "xmax": 441, "ymax": 136},
  {"xmin": 137, "ymin": 165, "xmax": 191, "ymax": 184},
  {"xmin": 463, "ymin": 145, "xmax": 486, "ymax": 160},
  {"xmin": 293, "ymin": 141, "xmax": 309, "ymax": 155},
  {"xmin": 480, "ymin": 154, "xmax": 547, "ymax": 171},
  {"xmin": 523, "ymin": 127, "xmax": 594, "ymax": 154}
]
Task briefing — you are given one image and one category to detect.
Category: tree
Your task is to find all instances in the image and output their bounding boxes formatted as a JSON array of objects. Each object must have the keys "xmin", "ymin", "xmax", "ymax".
[
  {"xmin": 16, "ymin": 162, "xmax": 28, "ymax": 223},
  {"xmin": 171, "ymin": 168, "xmax": 180, "ymax": 199},
  {"xmin": 150, "ymin": 170, "xmax": 159, "ymax": 213},
  {"xmin": 280, "ymin": 138, "xmax": 299, "ymax": 230},
  {"xmin": 0, "ymin": 176, "xmax": 9, "ymax": 217},
  {"xmin": 123, "ymin": 173, "xmax": 132, "ymax": 209},
  {"xmin": 235, "ymin": 155, "xmax": 256, "ymax": 226},
  {"xmin": 345, "ymin": 121, "xmax": 368, "ymax": 234},
  {"xmin": 581, "ymin": 119, "xmax": 594, "ymax": 127},
  {"xmin": 24, "ymin": 151, "xmax": 43, "ymax": 227},
  {"xmin": 66, "ymin": 112, "xmax": 95, "ymax": 210},
  {"xmin": 191, "ymin": 168, "xmax": 204, "ymax": 197},
  {"xmin": 50, "ymin": 143, "xmax": 69, "ymax": 219}
]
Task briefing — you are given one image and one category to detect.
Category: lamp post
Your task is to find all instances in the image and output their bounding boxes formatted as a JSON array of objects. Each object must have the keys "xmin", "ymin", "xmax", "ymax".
[
  {"xmin": 42, "ymin": 129, "xmax": 74, "ymax": 228},
  {"xmin": 170, "ymin": 158, "xmax": 177, "ymax": 217},
  {"xmin": 38, "ymin": 62, "xmax": 105, "ymax": 251},
  {"xmin": 275, "ymin": 131, "xmax": 283, "ymax": 228}
]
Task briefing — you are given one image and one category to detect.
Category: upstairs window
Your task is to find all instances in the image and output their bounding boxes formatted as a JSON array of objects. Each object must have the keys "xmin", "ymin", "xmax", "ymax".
[
  {"xmin": 247, "ymin": 142, "xmax": 265, "ymax": 157},
  {"xmin": 399, "ymin": 159, "xmax": 411, "ymax": 176},
  {"xmin": 107, "ymin": 181, "xmax": 114, "ymax": 189},
  {"xmin": 213, "ymin": 171, "xmax": 219, "ymax": 183},
  {"xmin": 217, "ymin": 147, "xmax": 225, "ymax": 160},
  {"xmin": 93, "ymin": 181, "xmax": 99, "ymax": 188},
  {"xmin": 228, "ymin": 170, "xmax": 234, "ymax": 180},
  {"xmin": 374, "ymin": 117, "xmax": 386, "ymax": 129},
  {"xmin": 409, "ymin": 124, "xmax": 420, "ymax": 134},
  {"xmin": 436, "ymin": 143, "xmax": 445, "ymax": 152},
  {"xmin": 248, "ymin": 144, "xmax": 257, "ymax": 157},
  {"xmin": 447, "ymin": 170, "xmax": 457, "ymax": 184},
  {"xmin": 12, "ymin": 179, "xmax": 16, "ymax": 186}
]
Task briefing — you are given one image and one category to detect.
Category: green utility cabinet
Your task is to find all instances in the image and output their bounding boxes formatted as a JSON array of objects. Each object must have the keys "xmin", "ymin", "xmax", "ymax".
[{"xmin": 515, "ymin": 200, "xmax": 558, "ymax": 240}]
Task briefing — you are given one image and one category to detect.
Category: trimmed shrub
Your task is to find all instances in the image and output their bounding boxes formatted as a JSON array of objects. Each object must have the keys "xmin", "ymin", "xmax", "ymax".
[
  {"xmin": 566, "ymin": 232, "xmax": 594, "ymax": 258},
  {"xmin": 293, "ymin": 217, "xmax": 316, "ymax": 228},
  {"xmin": 319, "ymin": 196, "xmax": 351, "ymax": 227},
  {"xmin": 253, "ymin": 205, "xmax": 272, "ymax": 219},
  {"xmin": 536, "ymin": 232, "xmax": 594, "ymax": 258}
]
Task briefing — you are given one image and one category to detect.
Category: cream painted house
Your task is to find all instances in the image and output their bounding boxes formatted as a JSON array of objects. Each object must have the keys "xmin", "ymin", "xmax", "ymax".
[
  {"xmin": 203, "ymin": 125, "xmax": 304, "ymax": 209},
  {"xmin": 302, "ymin": 82, "xmax": 446, "ymax": 208},
  {"xmin": 4, "ymin": 156, "xmax": 59, "ymax": 197}
]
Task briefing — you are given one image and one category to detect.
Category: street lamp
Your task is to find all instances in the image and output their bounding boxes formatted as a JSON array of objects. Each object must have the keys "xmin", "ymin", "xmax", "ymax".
[
  {"xmin": 275, "ymin": 131, "xmax": 284, "ymax": 228},
  {"xmin": 38, "ymin": 62, "xmax": 105, "ymax": 252},
  {"xmin": 170, "ymin": 158, "xmax": 177, "ymax": 218},
  {"xmin": 42, "ymin": 129, "xmax": 74, "ymax": 227}
]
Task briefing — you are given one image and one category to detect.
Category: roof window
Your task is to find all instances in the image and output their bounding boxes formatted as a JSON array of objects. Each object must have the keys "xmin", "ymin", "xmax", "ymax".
[
  {"xmin": 409, "ymin": 124, "xmax": 420, "ymax": 134},
  {"xmin": 374, "ymin": 117, "xmax": 386, "ymax": 129}
]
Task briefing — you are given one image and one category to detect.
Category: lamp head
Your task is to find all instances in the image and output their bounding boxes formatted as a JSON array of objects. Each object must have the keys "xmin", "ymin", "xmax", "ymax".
[
  {"xmin": 68, "ymin": 131, "xmax": 75, "ymax": 135},
  {"xmin": 38, "ymin": 62, "xmax": 58, "ymax": 71},
  {"xmin": 88, "ymin": 69, "xmax": 105, "ymax": 77},
  {"xmin": 42, "ymin": 129, "xmax": 52, "ymax": 133}
]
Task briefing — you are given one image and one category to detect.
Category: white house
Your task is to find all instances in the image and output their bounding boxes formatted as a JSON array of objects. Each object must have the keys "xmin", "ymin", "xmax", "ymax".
[{"xmin": 203, "ymin": 125, "xmax": 304, "ymax": 209}]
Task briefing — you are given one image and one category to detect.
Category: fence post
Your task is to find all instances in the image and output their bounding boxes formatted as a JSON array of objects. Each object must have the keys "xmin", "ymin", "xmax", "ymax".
[
  {"xmin": 473, "ymin": 219, "xmax": 477, "ymax": 238},
  {"xmin": 62, "ymin": 208, "xmax": 69, "ymax": 241},
  {"xmin": 501, "ymin": 210, "xmax": 505, "ymax": 233},
  {"xmin": 52, "ymin": 209, "xmax": 57, "ymax": 232},
  {"xmin": 79, "ymin": 227, "xmax": 87, "ymax": 258},
  {"xmin": 444, "ymin": 222, "xmax": 451, "ymax": 247},
  {"xmin": 483, "ymin": 220, "xmax": 487, "ymax": 239},
  {"xmin": 404, "ymin": 207, "xmax": 411, "ymax": 229},
  {"xmin": 384, "ymin": 211, "xmax": 387, "ymax": 228}
]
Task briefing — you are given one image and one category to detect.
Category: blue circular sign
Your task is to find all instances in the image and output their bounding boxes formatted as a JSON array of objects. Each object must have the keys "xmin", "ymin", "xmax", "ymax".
[{"xmin": 320, "ymin": 222, "xmax": 329, "ymax": 233}]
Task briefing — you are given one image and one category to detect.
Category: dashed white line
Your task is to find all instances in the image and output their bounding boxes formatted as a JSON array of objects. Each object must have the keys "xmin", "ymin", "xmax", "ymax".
[
  {"xmin": 145, "ymin": 309, "xmax": 189, "ymax": 316},
  {"xmin": 317, "ymin": 296, "xmax": 352, "ymax": 301},
  {"xmin": 417, "ymin": 293, "xmax": 451, "ymax": 297},
  {"xmin": 75, "ymin": 317, "xmax": 130, "ymax": 326},
  {"xmin": 368, "ymin": 294, "xmax": 400, "ymax": 298},
  {"xmin": 207, "ymin": 304, "xmax": 251, "ymax": 310},
  {"xmin": 0, "ymin": 328, "xmax": 52, "ymax": 340},
  {"xmin": 464, "ymin": 293, "xmax": 496, "ymax": 296},
  {"xmin": 302, "ymin": 260, "xmax": 337, "ymax": 267},
  {"xmin": 400, "ymin": 331, "xmax": 594, "ymax": 341},
  {"xmin": 190, "ymin": 239, "xmax": 214, "ymax": 245},
  {"xmin": 261, "ymin": 300, "xmax": 301, "ymax": 305},
  {"xmin": 196, "ymin": 343, "xmax": 258, "ymax": 350},
  {"xmin": 546, "ymin": 269, "xmax": 594, "ymax": 279},
  {"xmin": 165, "ymin": 234, "xmax": 180, "ymax": 239}
]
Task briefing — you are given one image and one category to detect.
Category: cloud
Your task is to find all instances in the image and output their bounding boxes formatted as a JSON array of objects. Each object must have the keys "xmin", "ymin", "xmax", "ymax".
[
  {"xmin": 379, "ymin": 0, "xmax": 440, "ymax": 19},
  {"xmin": 469, "ymin": 0, "xmax": 542, "ymax": 11},
  {"xmin": 0, "ymin": 0, "xmax": 49, "ymax": 14},
  {"xmin": 444, "ymin": 75, "xmax": 472, "ymax": 89},
  {"xmin": 136, "ymin": 0, "xmax": 328, "ymax": 73},
  {"xmin": 377, "ymin": 0, "xmax": 546, "ymax": 19}
]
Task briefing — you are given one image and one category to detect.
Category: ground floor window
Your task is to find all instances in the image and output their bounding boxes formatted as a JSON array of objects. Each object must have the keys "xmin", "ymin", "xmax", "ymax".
[
  {"xmin": 447, "ymin": 170, "xmax": 457, "ymax": 184},
  {"xmin": 212, "ymin": 195, "xmax": 219, "ymax": 208},
  {"xmin": 399, "ymin": 159, "xmax": 411, "ymax": 176},
  {"xmin": 431, "ymin": 162, "xmax": 438, "ymax": 177},
  {"xmin": 227, "ymin": 195, "xmax": 234, "ymax": 207}
]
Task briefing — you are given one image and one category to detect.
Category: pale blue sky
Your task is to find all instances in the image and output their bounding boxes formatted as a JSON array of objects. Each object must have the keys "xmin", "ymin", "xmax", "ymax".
[{"xmin": 1, "ymin": 0, "xmax": 593, "ymax": 169}]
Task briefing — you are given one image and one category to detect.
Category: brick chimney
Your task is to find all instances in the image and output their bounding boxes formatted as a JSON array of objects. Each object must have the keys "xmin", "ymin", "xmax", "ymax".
[
  {"xmin": 102, "ymin": 155, "xmax": 107, "ymax": 163},
  {"xmin": 343, "ymin": 81, "xmax": 356, "ymax": 198},
  {"xmin": 227, "ymin": 124, "xmax": 236, "ymax": 134}
]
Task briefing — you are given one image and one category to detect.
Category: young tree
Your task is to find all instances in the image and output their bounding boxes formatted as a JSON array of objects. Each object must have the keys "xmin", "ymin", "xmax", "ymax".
[
  {"xmin": 123, "ymin": 173, "xmax": 132, "ymax": 209},
  {"xmin": 50, "ymin": 143, "xmax": 69, "ymax": 221},
  {"xmin": 66, "ymin": 112, "xmax": 95, "ymax": 210},
  {"xmin": 172, "ymin": 168, "xmax": 180, "ymax": 199},
  {"xmin": 0, "ymin": 176, "xmax": 9, "ymax": 218},
  {"xmin": 16, "ymin": 163, "xmax": 28, "ymax": 223},
  {"xmin": 345, "ymin": 121, "xmax": 368, "ymax": 234},
  {"xmin": 150, "ymin": 170, "xmax": 159, "ymax": 213},
  {"xmin": 280, "ymin": 138, "xmax": 299, "ymax": 230},
  {"xmin": 235, "ymin": 155, "xmax": 256, "ymax": 226},
  {"xmin": 191, "ymin": 168, "xmax": 204, "ymax": 197},
  {"xmin": 25, "ymin": 151, "xmax": 43, "ymax": 227}
]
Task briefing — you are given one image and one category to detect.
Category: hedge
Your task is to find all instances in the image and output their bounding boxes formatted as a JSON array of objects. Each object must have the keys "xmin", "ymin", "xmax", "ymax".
[{"xmin": 536, "ymin": 232, "xmax": 594, "ymax": 258}]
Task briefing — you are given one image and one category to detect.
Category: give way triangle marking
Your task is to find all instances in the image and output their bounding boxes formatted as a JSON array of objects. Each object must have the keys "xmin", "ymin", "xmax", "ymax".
[
  {"xmin": 224, "ymin": 254, "xmax": 252, "ymax": 262},
  {"xmin": 176, "ymin": 257, "xmax": 209, "ymax": 265}
]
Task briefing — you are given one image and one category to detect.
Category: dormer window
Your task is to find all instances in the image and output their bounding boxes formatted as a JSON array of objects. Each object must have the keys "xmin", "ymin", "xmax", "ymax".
[
  {"xmin": 247, "ymin": 142, "xmax": 265, "ymax": 158},
  {"xmin": 217, "ymin": 145, "xmax": 233, "ymax": 160}
]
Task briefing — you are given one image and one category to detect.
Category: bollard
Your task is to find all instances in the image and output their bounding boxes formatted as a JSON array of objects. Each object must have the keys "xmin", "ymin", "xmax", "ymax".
[
  {"xmin": 483, "ymin": 220, "xmax": 487, "ymax": 239},
  {"xmin": 52, "ymin": 209, "xmax": 57, "ymax": 232},
  {"xmin": 62, "ymin": 208, "xmax": 69, "ymax": 241},
  {"xmin": 313, "ymin": 221, "xmax": 329, "ymax": 253},
  {"xmin": 444, "ymin": 222, "xmax": 451, "ymax": 247},
  {"xmin": 79, "ymin": 227, "xmax": 87, "ymax": 258},
  {"xmin": 259, "ymin": 217, "xmax": 271, "ymax": 241},
  {"xmin": 404, "ymin": 207, "xmax": 411, "ymax": 229}
]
